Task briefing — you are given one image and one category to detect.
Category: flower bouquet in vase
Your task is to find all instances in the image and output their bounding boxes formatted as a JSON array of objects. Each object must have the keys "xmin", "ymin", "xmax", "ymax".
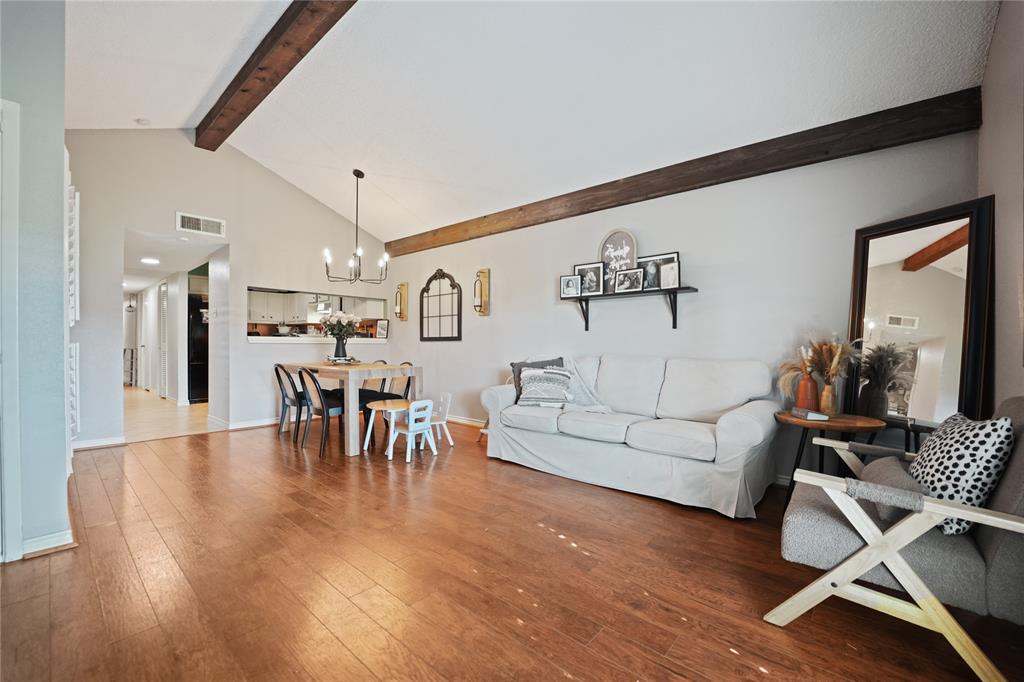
[
  {"xmin": 807, "ymin": 337, "xmax": 856, "ymax": 415},
  {"xmin": 320, "ymin": 311, "xmax": 361, "ymax": 360},
  {"xmin": 778, "ymin": 346, "xmax": 820, "ymax": 411}
]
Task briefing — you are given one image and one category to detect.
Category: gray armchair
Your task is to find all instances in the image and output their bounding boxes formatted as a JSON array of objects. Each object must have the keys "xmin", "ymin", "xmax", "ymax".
[{"xmin": 766, "ymin": 397, "xmax": 1024, "ymax": 681}]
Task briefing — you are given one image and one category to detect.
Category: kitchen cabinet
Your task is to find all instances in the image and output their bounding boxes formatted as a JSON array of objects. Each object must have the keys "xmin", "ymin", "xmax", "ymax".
[
  {"xmin": 285, "ymin": 293, "xmax": 312, "ymax": 323},
  {"xmin": 267, "ymin": 293, "xmax": 286, "ymax": 323},
  {"xmin": 248, "ymin": 290, "xmax": 269, "ymax": 322}
]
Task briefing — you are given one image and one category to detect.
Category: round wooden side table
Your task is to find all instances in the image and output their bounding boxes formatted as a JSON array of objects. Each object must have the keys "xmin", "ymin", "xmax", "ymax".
[{"xmin": 774, "ymin": 411, "xmax": 886, "ymax": 506}]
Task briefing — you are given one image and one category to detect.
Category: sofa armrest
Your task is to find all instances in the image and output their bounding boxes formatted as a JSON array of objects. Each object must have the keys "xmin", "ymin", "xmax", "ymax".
[
  {"xmin": 481, "ymin": 385, "xmax": 516, "ymax": 417},
  {"xmin": 716, "ymin": 399, "xmax": 781, "ymax": 465}
]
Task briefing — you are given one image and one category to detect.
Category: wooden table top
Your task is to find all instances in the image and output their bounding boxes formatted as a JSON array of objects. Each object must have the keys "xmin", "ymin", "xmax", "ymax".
[
  {"xmin": 366, "ymin": 399, "xmax": 411, "ymax": 411},
  {"xmin": 279, "ymin": 362, "xmax": 417, "ymax": 377},
  {"xmin": 774, "ymin": 411, "xmax": 886, "ymax": 432}
]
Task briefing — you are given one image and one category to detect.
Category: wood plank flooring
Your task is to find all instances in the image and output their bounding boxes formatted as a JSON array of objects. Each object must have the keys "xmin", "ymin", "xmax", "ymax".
[
  {"xmin": 123, "ymin": 386, "xmax": 223, "ymax": 444},
  {"xmin": 4, "ymin": 419, "xmax": 1023, "ymax": 681}
]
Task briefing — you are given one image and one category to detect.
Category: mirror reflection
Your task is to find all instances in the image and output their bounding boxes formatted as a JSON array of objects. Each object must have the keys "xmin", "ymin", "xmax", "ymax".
[
  {"xmin": 246, "ymin": 287, "xmax": 388, "ymax": 338},
  {"xmin": 861, "ymin": 219, "xmax": 968, "ymax": 422}
]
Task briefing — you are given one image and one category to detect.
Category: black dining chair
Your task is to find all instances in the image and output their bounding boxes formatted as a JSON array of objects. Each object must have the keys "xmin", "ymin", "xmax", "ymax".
[
  {"xmin": 297, "ymin": 367, "xmax": 345, "ymax": 458},
  {"xmin": 273, "ymin": 364, "xmax": 305, "ymax": 443},
  {"xmin": 359, "ymin": 360, "xmax": 389, "ymax": 447}
]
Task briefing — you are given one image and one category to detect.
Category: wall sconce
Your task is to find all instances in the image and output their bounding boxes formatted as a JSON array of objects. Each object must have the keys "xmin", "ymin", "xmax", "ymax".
[
  {"xmin": 394, "ymin": 282, "xmax": 408, "ymax": 321},
  {"xmin": 473, "ymin": 268, "xmax": 490, "ymax": 316}
]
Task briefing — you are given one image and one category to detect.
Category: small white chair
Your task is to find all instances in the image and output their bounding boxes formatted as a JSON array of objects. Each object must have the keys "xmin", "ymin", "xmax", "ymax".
[
  {"xmin": 387, "ymin": 399, "xmax": 437, "ymax": 463},
  {"xmin": 427, "ymin": 392, "xmax": 454, "ymax": 447}
]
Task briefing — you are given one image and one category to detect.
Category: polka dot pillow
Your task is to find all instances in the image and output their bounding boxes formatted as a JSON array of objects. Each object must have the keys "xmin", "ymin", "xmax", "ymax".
[{"xmin": 909, "ymin": 413, "xmax": 1015, "ymax": 535}]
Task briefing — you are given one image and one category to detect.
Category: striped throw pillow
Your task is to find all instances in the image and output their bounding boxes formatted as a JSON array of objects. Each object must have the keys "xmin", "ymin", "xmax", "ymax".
[{"xmin": 517, "ymin": 367, "xmax": 573, "ymax": 408}]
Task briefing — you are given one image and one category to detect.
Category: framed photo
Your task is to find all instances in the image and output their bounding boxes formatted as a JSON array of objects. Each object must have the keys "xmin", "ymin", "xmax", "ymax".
[
  {"xmin": 573, "ymin": 262, "xmax": 604, "ymax": 296},
  {"xmin": 375, "ymin": 319, "xmax": 389, "ymax": 338},
  {"xmin": 599, "ymin": 229, "xmax": 637, "ymax": 291},
  {"xmin": 560, "ymin": 275, "xmax": 582, "ymax": 299},
  {"xmin": 659, "ymin": 261, "xmax": 680, "ymax": 290},
  {"xmin": 613, "ymin": 267, "xmax": 644, "ymax": 293},
  {"xmin": 637, "ymin": 252, "xmax": 680, "ymax": 290}
]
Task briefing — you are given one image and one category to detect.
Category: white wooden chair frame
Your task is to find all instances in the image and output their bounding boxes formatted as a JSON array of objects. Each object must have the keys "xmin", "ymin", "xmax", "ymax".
[{"xmin": 765, "ymin": 437, "xmax": 1024, "ymax": 682}]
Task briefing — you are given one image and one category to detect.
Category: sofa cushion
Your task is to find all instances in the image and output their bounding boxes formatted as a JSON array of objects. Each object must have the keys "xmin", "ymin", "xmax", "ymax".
[
  {"xmin": 859, "ymin": 456, "xmax": 927, "ymax": 523},
  {"xmin": 782, "ymin": 482, "xmax": 988, "ymax": 616},
  {"xmin": 595, "ymin": 355, "xmax": 666, "ymax": 418},
  {"xmin": 510, "ymin": 357, "xmax": 563, "ymax": 400},
  {"xmin": 657, "ymin": 358, "xmax": 770, "ymax": 422},
  {"xmin": 500, "ymin": 405, "xmax": 561, "ymax": 434},
  {"xmin": 557, "ymin": 411, "xmax": 647, "ymax": 443},
  {"xmin": 625, "ymin": 419, "xmax": 717, "ymax": 462}
]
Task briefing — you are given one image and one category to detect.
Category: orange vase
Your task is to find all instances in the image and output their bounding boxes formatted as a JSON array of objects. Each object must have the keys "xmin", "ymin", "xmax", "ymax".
[
  {"xmin": 820, "ymin": 384, "xmax": 837, "ymax": 416},
  {"xmin": 795, "ymin": 374, "xmax": 819, "ymax": 411}
]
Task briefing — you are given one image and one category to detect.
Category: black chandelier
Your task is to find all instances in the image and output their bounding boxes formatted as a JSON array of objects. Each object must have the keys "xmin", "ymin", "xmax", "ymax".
[{"xmin": 324, "ymin": 169, "xmax": 388, "ymax": 284}]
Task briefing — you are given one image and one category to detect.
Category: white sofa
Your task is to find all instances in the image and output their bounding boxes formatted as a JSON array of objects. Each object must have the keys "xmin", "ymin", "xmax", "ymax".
[{"xmin": 480, "ymin": 355, "xmax": 780, "ymax": 518}]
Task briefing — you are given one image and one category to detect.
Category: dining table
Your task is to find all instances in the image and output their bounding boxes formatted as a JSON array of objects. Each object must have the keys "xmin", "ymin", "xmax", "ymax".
[{"xmin": 279, "ymin": 361, "xmax": 422, "ymax": 456}]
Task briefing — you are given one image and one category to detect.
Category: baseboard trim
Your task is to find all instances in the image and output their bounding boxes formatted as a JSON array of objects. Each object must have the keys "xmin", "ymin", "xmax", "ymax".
[
  {"xmin": 228, "ymin": 417, "xmax": 280, "ymax": 430},
  {"xmin": 449, "ymin": 415, "xmax": 485, "ymax": 427},
  {"xmin": 207, "ymin": 415, "xmax": 229, "ymax": 428},
  {"xmin": 22, "ymin": 529, "xmax": 76, "ymax": 557},
  {"xmin": 775, "ymin": 474, "xmax": 791, "ymax": 487},
  {"xmin": 72, "ymin": 435, "xmax": 126, "ymax": 451}
]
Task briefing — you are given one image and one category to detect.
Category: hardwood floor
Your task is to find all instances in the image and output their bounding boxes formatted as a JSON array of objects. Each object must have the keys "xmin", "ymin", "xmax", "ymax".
[
  {"xmin": 4, "ymin": 419, "xmax": 1023, "ymax": 681},
  {"xmin": 123, "ymin": 386, "xmax": 223, "ymax": 444}
]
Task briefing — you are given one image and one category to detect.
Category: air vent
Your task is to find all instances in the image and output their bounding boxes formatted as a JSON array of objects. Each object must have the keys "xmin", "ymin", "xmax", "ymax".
[
  {"xmin": 176, "ymin": 211, "xmax": 226, "ymax": 237},
  {"xmin": 886, "ymin": 314, "xmax": 919, "ymax": 330}
]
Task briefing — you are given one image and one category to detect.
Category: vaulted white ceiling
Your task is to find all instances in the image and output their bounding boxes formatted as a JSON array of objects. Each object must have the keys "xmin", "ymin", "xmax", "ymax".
[{"xmin": 66, "ymin": 1, "xmax": 998, "ymax": 244}]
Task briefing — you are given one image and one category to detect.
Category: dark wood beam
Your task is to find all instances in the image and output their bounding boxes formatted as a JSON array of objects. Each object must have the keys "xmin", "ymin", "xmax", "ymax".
[
  {"xmin": 902, "ymin": 223, "xmax": 970, "ymax": 272},
  {"xmin": 194, "ymin": 0, "xmax": 356, "ymax": 151},
  {"xmin": 386, "ymin": 87, "xmax": 981, "ymax": 257}
]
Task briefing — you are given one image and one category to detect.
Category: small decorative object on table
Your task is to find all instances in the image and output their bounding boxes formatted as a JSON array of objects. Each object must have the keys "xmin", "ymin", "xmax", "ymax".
[
  {"xmin": 375, "ymin": 319, "xmax": 389, "ymax": 339},
  {"xmin": 321, "ymin": 311, "xmax": 361, "ymax": 359},
  {"xmin": 613, "ymin": 267, "xmax": 643, "ymax": 293},
  {"xmin": 778, "ymin": 346, "xmax": 820, "ymax": 411},
  {"xmin": 560, "ymin": 275, "xmax": 581, "ymax": 299},
  {"xmin": 857, "ymin": 342, "xmax": 911, "ymax": 418},
  {"xmin": 599, "ymin": 229, "xmax": 636, "ymax": 291},
  {"xmin": 806, "ymin": 337, "xmax": 855, "ymax": 416}
]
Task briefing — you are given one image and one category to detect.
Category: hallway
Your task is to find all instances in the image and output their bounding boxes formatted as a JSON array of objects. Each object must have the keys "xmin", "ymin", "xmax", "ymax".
[{"xmin": 123, "ymin": 386, "xmax": 222, "ymax": 444}]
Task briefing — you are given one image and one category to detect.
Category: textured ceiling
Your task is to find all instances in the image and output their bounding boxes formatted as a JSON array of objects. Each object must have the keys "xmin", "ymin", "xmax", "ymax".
[{"xmin": 66, "ymin": 1, "xmax": 998, "ymax": 243}]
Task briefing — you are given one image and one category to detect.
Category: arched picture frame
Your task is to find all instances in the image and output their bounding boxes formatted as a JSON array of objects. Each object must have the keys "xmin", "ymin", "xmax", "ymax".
[{"xmin": 420, "ymin": 269, "xmax": 462, "ymax": 341}]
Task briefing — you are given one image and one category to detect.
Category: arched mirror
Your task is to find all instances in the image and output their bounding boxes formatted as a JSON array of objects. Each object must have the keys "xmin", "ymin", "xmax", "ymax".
[
  {"xmin": 846, "ymin": 196, "xmax": 994, "ymax": 422},
  {"xmin": 420, "ymin": 269, "xmax": 462, "ymax": 341}
]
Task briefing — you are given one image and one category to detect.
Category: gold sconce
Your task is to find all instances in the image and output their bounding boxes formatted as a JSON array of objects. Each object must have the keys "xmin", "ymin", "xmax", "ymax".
[
  {"xmin": 394, "ymin": 282, "xmax": 408, "ymax": 321},
  {"xmin": 473, "ymin": 268, "xmax": 490, "ymax": 316}
]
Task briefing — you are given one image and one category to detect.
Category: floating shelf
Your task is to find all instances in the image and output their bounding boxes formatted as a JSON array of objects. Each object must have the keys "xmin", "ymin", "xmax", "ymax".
[{"xmin": 568, "ymin": 286, "xmax": 698, "ymax": 331}]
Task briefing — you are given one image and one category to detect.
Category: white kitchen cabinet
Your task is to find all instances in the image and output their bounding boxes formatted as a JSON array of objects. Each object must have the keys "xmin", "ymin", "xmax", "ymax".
[
  {"xmin": 362, "ymin": 298, "xmax": 385, "ymax": 318},
  {"xmin": 285, "ymin": 293, "xmax": 310, "ymax": 323},
  {"xmin": 267, "ymin": 293, "xmax": 286, "ymax": 323},
  {"xmin": 248, "ymin": 290, "xmax": 269, "ymax": 322}
]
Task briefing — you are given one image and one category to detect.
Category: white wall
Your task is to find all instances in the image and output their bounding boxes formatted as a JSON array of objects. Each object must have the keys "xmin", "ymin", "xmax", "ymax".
[
  {"xmin": 863, "ymin": 262, "xmax": 966, "ymax": 421},
  {"xmin": 979, "ymin": 1, "xmax": 1024, "ymax": 406},
  {"xmin": 1, "ymin": 0, "xmax": 72, "ymax": 553},
  {"xmin": 67, "ymin": 129, "xmax": 393, "ymax": 438}
]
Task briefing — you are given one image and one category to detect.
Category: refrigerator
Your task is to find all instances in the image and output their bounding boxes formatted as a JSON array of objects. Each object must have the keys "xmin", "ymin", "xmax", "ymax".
[{"xmin": 187, "ymin": 293, "xmax": 209, "ymax": 403}]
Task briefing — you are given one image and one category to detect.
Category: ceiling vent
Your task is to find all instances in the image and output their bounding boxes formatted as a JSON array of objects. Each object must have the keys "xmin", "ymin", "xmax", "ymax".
[
  {"xmin": 176, "ymin": 211, "xmax": 226, "ymax": 238},
  {"xmin": 886, "ymin": 314, "xmax": 919, "ymax": 330}
]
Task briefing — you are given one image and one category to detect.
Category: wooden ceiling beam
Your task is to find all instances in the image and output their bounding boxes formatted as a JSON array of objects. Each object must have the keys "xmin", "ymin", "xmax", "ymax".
[
  {"xmin": 385, "ymin": 87, "xmax": 981, "ymax": 257},
  {"xmin": 194, "ymin": 0, "xmax": 356, "ymax": 151},
  {"xmin": 902, "ymin": 223, "xmax": 970, "ymax": 272}
]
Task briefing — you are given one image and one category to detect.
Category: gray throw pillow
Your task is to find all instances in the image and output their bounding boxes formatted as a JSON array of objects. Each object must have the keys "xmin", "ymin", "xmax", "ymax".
[
  {"xmin": 859, "ymin": 456, "xmax": 927, "ymax": 523},
  {"xmin": 909, "ymin": 413, "xmax": 1015, "ymax": 535},
  {"xmin": 517, "ymin": 367, "xmax": 573, "ymax": 408},
  {"xmin": 510, "ymin": 357, "xmax": 563, "ymax": 400}
]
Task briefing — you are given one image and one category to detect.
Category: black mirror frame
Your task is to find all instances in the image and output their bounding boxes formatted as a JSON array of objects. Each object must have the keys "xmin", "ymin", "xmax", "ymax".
[
  {"xmin": 845, "ymin": 196, "xmax": 995, "ymax": 421},
  {"xmin": 419, "ymin": 269, "xmax": 463, "ymax": 342}
]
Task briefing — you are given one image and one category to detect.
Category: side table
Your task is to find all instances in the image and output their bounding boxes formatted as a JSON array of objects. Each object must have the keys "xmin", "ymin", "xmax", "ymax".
[{"xmin": 774, "ymin": 411, "xmax": 886, "ymax": 506}]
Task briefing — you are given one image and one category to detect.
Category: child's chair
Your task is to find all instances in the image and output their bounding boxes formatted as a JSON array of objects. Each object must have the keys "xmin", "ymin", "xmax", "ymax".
[
  {"xmin": 387, "ymin": 399, "xmax": 437, "ymax": 463},
  {"xmin": 429, "ymin": 392, "xmax": 454, "ymax": 447}
]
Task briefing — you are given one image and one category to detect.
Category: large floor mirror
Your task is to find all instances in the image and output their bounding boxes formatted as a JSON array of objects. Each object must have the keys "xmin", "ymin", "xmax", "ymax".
[{"xmin": 846, "ymin": 196, "xmax": 994, "ymax": 423}]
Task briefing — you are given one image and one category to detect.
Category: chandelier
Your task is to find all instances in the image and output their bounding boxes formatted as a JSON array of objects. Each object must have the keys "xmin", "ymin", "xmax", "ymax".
[{"xmin": 324, "ymin": 169, "xmax": 388, "ymax": 284}]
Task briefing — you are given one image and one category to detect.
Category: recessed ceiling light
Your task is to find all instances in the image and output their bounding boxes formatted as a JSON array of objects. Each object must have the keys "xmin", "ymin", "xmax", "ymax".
[
  {"xmin": 140, "ymin": 257, "xmax": 160, "ymax": 265},
  {"xmin": 122, "ymin": 281, "xmax": 127, "ymax": 287},
  {"xmin": 134, "ymin": 118, "xmax": 150, "ymax": 126}
]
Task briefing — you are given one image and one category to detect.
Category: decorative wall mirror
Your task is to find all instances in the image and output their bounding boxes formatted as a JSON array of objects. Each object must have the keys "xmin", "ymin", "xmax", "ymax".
[
  {"xmin": 846, "ymin": 196, "xmax": 994, "ymax": 422},
  {"xmin": 420, "ymin": 269, "xmax": 462, "ymax": 341}
]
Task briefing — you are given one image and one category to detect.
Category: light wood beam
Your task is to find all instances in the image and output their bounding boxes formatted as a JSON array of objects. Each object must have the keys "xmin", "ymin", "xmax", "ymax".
[
  {"xmin": 194, "ymin": 0, "xmax": 357, "ymax": 151},
  {"xmin": 902, "ymin": 223, "xmax": 969, "ymax": 272},
  {"xmin": 385, "ymin": 87, "xmax": 981, "ymax": 257}
]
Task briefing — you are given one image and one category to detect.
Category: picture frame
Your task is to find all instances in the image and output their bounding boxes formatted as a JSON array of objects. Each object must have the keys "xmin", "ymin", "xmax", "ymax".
[
  {"xmin": 599, "ymin": 229, "xmax": 637, "ymax": 291},
  {"xmin": 573, "ymin": 261, "xmax": 604, "ymax": 296},
  {"xmin": 613, "ymin": 267, "xmax": 644, "ymax": 293},
  {"xmin": 659, "ymin": 261, "xmax": 680, "ymax": 290},
  {"xmin": 560, "ymin": 275, "xmax": 582, "ymax": 299},
  {"xmin": 637, "ymin": 252, "xmax": 680, "ymax": 290},
  {"xmin": 375, "ymin": 318, "xmax": 389, "ymax": 339}
]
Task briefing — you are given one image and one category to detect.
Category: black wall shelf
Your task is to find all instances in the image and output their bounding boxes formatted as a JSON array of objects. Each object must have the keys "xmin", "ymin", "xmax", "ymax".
[{"xmin": 568, "ymin": 286, "xmax": 698, "ymax": 331}]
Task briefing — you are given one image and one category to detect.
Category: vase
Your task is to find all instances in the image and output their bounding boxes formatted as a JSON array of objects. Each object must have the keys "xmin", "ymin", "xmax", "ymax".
[
  {"xmin": 795, "ymin": 373, "xmax": 819, "ymax": 411},
  {"xmin": 820, "ymin": 384, "xmax": 837, "ymax": 416},
  {"xmin": 334, "ymin": 336, "xmax": 347, "ymax": 359},
  {"xmin": 858, "ymin": 382, "xmax": 888, "ymax": 418}
]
